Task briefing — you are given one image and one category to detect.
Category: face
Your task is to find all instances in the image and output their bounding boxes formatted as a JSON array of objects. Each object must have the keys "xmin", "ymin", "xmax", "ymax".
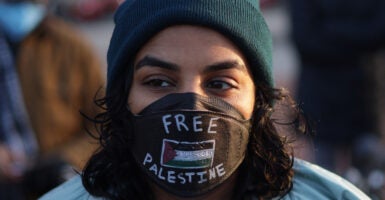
[{"xmin": 128, "ymin": 25, "xmax": 255, "ymax": 119}]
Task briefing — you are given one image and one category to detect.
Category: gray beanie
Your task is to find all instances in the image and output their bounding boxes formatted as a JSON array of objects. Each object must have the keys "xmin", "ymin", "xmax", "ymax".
[{"xmin": 106, "ymin": 0, "xmax": 273, "ymax": 97}]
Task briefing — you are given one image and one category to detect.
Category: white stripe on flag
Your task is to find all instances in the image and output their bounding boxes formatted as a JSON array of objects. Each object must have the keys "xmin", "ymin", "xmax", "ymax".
[{"xmin": 173, "ymin": 149, "xmax": 214, "ymax": 161}]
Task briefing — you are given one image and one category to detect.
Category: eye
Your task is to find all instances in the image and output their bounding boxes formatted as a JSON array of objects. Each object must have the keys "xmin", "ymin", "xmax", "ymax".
[
  {"xmin": 144, "ymin": 79, "xmax": 173, "ymax": 87},
  {"xmin": 206, "ymin": 79, "xmax": 237, "ymax": 90},
  {"xmin": 142, "ymin": 75, "xmax": 175, "ymax": 88}
]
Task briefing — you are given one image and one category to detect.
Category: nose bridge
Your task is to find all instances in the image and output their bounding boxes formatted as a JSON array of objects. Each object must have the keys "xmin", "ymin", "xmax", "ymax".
[{"xmin": 180, "ymin": 76, "xmax": 204, "ymax": 95}]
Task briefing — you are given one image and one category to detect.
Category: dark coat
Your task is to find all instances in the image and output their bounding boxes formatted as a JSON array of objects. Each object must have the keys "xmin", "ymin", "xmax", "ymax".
[{"xmin": 288, "ymin": 0, "xmax": 385, "ymax": 67}]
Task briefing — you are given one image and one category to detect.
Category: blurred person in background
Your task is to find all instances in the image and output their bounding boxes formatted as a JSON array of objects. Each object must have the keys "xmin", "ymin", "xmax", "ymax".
[
  {"xmin": 288, "ymin": 0, "xmax": 385, "ymax": 198},
  {"xmin": 0, "ymin": 0, "xmax": 104, "ymax": 199},
  {"xmin": 50, "ymin": 0, "xmax": 122, "ymax": 21}
]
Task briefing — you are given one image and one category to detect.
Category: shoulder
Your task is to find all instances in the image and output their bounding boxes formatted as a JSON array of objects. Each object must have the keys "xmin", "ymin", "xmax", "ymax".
[
  {"xmin": 278, "ymin": 159, "xmax": 370, "ymax": 200},
  {"xmin": 39, "ymin": 175, "xmax": 102, "ymax": 200}
]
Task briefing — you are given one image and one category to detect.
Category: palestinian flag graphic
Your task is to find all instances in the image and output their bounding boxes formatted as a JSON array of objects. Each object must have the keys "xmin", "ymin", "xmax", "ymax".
[{"xmin": 161, "ymin": 139, "xmax": 215, "ymax": 169}]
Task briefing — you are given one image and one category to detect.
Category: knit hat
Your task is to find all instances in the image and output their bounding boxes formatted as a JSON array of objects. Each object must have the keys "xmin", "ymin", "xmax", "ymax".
[{"xmin": 106, "ymin": 0, "xmax": 273, "ymax": 97}]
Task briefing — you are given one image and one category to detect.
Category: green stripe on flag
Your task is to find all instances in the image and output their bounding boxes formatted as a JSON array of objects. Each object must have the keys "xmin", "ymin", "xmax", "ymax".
[{"xmin": 165, "ymin": 158, "xmax": 212, "ymax": 168}]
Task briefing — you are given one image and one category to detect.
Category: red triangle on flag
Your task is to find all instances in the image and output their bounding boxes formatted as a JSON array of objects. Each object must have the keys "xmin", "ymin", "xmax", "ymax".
[{"xmin": 163, "ymin": 141, "xmax": 177, "ymax": 163}]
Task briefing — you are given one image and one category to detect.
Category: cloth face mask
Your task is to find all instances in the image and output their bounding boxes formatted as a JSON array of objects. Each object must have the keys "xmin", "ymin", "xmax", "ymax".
[
  {"xmin": 129, "ymin": 93, "xmax": 251, "ymax": 197},
  {"xmin": 0, "ymin": 2, "xmax": 46, "ymax": 42}
]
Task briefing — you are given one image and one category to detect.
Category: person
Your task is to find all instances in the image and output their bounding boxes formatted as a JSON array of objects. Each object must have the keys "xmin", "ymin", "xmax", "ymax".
[
  {"xmin": 287, "ymin": 0, "xmax": 385, "ymax": 181},
  {"xmin": 40, "ymin": 0, "xmax": 370, "ymax": 199},
  {"xmin": 0, "ymin": 0, "xmax": 103, "ymax": 199}
]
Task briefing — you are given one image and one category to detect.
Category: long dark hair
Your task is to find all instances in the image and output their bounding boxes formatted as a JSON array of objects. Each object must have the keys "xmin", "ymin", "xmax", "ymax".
[{"xmin": 82, "ymin": 70, "xmax": 308, "ymax": 199}]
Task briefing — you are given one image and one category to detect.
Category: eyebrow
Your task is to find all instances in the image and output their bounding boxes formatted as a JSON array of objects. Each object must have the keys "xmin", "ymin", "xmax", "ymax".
[
  {"xmin": 203, "ymin": 60, "xmax": 247, "ymax": 73},
  {"xmin": 135, "ymin": 55, "xmax": 247, "ymax": 73},
  {"xmin": 135, "ymin": 56, "xmax": 179, "ymax": 71}
]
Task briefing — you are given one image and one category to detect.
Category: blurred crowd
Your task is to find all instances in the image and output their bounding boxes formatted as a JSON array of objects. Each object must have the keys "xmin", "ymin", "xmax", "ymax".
[
  {"xmin": 0, "ymin": 0, "xmax": 384, "ymax": 199},
  {"xmin": 270, "ymin": 0, "xmax": 385, "ymax": 199},
  {"xmin": 262, "ymin": 0, "xmax": 385, "ymax": 199},
  {"xmin": 49, "ymin": 0, "xmax": 120, "ymax": 21},
  {"xmin": 0, "ymin": 0, "xmax": 105, "ymax": 199}
]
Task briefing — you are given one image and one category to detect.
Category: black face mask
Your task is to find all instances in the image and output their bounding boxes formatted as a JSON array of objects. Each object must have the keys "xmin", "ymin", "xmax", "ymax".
[{"xmin": 129, "ymin": 93, "xmax": 251, "ymax": 197}]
